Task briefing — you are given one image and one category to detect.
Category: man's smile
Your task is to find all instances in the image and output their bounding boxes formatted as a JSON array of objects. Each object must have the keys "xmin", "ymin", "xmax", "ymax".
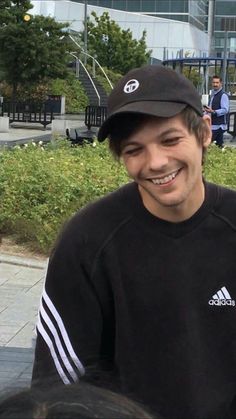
[{"xmin": 147, "ymin": 169, "xmax": 181, "ymax": 185}]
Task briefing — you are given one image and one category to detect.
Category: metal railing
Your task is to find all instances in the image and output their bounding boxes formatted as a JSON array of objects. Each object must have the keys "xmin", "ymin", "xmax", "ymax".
[
  {"xmin": 1, "ymin": 101, "xmax": 54, "ymax": 129},
  {"xmin": 227, "ymin": 112, "xmax": 236, "ymax": 138},
  {"xmin": 69, "ymin": 52, "xmax": 101, "ymax": 106},
  {"xmin": 69, "ymin": 35, "xmax": 113, "ymax": 90},
  {"xmin": 85, "ymin": 105, "xmax": 107, "ymax": 130}
]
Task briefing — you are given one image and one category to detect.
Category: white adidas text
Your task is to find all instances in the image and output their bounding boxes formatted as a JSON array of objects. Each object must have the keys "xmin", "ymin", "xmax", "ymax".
[{"xmin": 208, "ymin": 299, "xmax": 235, "ymax": 306}]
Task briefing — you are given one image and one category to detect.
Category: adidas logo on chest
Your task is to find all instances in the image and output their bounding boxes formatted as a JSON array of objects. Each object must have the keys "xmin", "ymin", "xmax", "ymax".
[{"xmin": 208, "ymin": 286, "xmax": 235, "ymax": 307}]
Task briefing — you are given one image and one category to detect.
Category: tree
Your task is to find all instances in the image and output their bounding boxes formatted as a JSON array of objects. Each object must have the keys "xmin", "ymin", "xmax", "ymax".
[
  {"xmin": 0, "ymin": 0, "xmax": 33, "ymax": 25},
  {"xmin": 0, "ymin": 0, "xmax": 72, "ymax": 98},
  {"xmin": 81, "ymin": 12, "xmax": 151, "ymax": 74}
]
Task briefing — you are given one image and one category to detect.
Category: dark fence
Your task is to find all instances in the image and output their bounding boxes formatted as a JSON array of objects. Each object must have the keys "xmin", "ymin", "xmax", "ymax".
[
  {"xmin": 1, "ymin": 101, "xmax": 54, "ymax": 129},
  {"xmin": 85, "ymin": 105, "xmax": 107, "ymax": 130},
  {"xmin": 66, "ymin": 106, "xmax": 108, "ymax": 145},
  {"xmin": 227, "ymin": 112, "xmax": 236, "ymax": 138}
]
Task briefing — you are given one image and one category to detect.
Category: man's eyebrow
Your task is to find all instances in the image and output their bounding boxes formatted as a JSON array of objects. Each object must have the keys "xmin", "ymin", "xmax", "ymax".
[
  {"xmin": 121, "ymin": 139, "xmax": 142, "ymax": 149},
  {"xmin": 122, "ymin": 140, "xmax": 140, "ymax": 147},
  {"xmin": 159, "ymin": 128, "xmax": 185, "ymax": 137}
]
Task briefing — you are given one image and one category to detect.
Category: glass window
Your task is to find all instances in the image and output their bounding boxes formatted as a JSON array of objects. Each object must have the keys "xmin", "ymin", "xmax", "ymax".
[
  {"xmin": 215, "ymin": 17, "xmax": 222, "ymax": 31},
  {"xmin": 156, "ymin": 0, "xmax": 170, "ymax": 13},
  {"xmin": 220, "ymin": 17, "xmax": 236, "ymax": 31},
  {"xmin": 127, "ymin": 0, "xmax": 141, "ymax": 11},
  {"xmin": 170, "ymin": 0, "xmax": 188, "ymax": 13},
  {"xmin": 141, "ymin": 0, "xmax": 156, "ymax": 12},
  {"xmin": 97, "ymin": 0, "xmax": 112, "ymax": 7},
  {"xmin": 157, "ymin": 14, "xmax": 188, "ymax": 22},
  {"xmin": 87, "ymin": 0, "xmax": 98, "ymax": 5},
  {"xmin": 229, "ymin": 37, "xmax": 236, "ymax": 56},
  {"xmin": 112, "ymin": 0, "xmax": 127, "ymax": 10},
  {"xmin": 215, "ymin": 1, "xmax": 236, "ymax": 15}
]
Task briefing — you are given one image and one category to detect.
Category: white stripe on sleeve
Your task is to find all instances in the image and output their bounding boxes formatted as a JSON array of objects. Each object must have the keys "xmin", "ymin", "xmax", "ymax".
[
  {"xmin": 40, "ymin": 303, "xmax": 78, "ymax": 382},
  {"xmin": 37, "ymin": 317, "xmax": 71, "ymax": 385},
  {"xmin": 42, "ymin": 288, "xmax": 85, "ymax": 375}
]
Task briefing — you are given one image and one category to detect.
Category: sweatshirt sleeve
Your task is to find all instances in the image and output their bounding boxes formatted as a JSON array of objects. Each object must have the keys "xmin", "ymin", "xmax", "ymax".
[
  {"xmin": 31, "ymin": 214, "xmax": 115, "ymax": 389},
  {"xmin": 217, "ymin": 92, "xmax": 229, "ymax": 116}
]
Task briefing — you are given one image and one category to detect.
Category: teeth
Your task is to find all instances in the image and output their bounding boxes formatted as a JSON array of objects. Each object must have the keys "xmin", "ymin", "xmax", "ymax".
[{"xmin": 151, "ymin": 170, "xmax": 178, "ymax": 185}]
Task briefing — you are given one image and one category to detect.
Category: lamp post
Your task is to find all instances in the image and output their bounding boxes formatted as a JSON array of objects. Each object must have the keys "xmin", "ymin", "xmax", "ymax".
[
  {"xmin": 222, "ymin": 31, "xmax": 228, "ymax": 92},
  {"xmin": 206, "ymin": 0, "xmax": 215, "ymax": 95},
  {"xmin": 207, "ymin": 0, "xmax": 215, "ymax": 57},
  {"xmin": 84, "ymin": 0, "xmax": 88, "ymax": 65}
]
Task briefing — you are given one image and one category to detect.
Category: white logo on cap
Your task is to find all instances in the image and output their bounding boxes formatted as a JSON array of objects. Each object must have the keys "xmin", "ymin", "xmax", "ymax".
[{"xmin": 124, "ymin": 79, "xmax": 139, "ymax": 94}]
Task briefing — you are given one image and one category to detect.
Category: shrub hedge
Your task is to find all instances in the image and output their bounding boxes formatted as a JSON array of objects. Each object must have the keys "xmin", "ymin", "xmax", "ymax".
[
  {"xmin": 0, "ymin": 140, "xmax": 235, "ymax": 255},
  {"xmin": 0, "ymin": 139, "xmax": 128, "ymax": 254}
]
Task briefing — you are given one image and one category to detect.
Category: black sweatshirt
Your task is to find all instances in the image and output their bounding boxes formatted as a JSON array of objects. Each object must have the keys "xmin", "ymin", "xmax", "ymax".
[{"xmin": 32, "ymin": 181, "xmax": 236, "ymax": 419}]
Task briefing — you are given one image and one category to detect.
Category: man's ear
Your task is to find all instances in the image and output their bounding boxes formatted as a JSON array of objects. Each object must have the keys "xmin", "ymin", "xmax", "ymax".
[{"xmin": 202, "ymin": 114, "xmax": 212, "ymax": 147}]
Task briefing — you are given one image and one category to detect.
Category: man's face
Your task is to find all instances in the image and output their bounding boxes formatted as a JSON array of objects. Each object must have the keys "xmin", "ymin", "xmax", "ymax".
[
  {"xmin": 212, "ymin": 77, "xmax": 222, "ymax": 91},
  {"xmin": 120, "ymin": 114, "xmax": 211, "ymax": 222}
]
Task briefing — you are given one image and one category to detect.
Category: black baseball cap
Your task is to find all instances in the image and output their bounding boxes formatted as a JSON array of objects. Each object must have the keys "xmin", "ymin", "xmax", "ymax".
[{"xmin": 97, "ymin": 64, "xmax": 203, "ymax": 142}]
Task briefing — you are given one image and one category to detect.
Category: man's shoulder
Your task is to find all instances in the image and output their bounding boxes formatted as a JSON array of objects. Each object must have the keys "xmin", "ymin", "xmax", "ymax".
[
  {"xmin": 215, "ymin": 183, "xmax": 236, "ymax": 198},
  {"xmin": 214, "ymin": 89, "xmax": 228, "ymax": 98},
  {"xmin": 209, "ymin": 181, "xmax": 236, "ymax": 200},
  {"xmin": 222, "ymin": 90, "xmax": 229, "ymax": 99},
  {"xmin": 209, "ymin": 182, "xmax": 236, "ymax": 224},
  {"xmin": 64, "ymin": 182, "xmax": 136, "ymax": 237}
]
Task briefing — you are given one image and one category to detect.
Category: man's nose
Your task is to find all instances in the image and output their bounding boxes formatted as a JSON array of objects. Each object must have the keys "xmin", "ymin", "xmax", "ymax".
[{"xmin": 147, "ymin": 145, "xmax": 168, "ymax": 170}]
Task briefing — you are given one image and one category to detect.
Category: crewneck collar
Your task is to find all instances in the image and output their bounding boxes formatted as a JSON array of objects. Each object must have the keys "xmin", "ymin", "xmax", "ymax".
[{"xmin": 124, "ymin": 181, "xmax": 218, "ymax": 238}]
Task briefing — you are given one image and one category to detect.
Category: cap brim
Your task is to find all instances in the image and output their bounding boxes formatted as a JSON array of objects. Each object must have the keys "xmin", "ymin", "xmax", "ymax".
[{"xmin": 97, "ymin": 101, "xmax": 187, "ymax": 142}]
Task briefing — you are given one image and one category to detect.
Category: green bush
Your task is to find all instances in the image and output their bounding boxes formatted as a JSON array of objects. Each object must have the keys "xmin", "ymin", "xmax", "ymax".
[
  {"xmin": 49, "ymin": 77, "xmax": 89, "ymax": 113},
  {"xmin": 0, "ymin": 139, "xmax": 128, "ymax": 254},
  {"xmin": 0, "ymin": 75, "xmax": 89, "ymax": 113},
  {"xmin": 85, "ymin": 65, "xmax": 122, "ymax": 94},
  {"xmin": 95, "ymin": 67, "xmax": 122, "ymax": 94},
  {"xmin": 0, "ymin": 141, "xmax": 235, "ymax": 255}
]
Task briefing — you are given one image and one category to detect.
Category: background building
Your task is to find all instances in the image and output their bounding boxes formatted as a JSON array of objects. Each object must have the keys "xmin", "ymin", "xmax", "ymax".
[
  {"xmin": 213, "ymin": 0, "xmax": 236, "ymax": 58},
  {"xmin": 65, "ymin": 0, "xmax": 236, "ymax": 58},
  {"xmin": 32, "ymin": 1, "xmax": 236, "ymax": 60},
  {"xmin": 80, "ymin": 0, "xmax": 207, "ymax": 31},
  {"xmin": 31, "ymin": 0, "xmax": 209, "ymax": 61}
]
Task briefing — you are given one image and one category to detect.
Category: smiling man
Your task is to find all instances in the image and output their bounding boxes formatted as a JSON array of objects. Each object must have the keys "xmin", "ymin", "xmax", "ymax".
[{"xmin": 32, "ymin": 65, "xmax": 236, "ymax": 419}]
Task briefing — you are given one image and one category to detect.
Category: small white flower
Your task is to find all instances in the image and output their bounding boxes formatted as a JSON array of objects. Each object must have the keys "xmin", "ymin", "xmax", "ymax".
[
  {"xmin": 24, "ymin": 143, "xmax": 28, "ymax": 148},
  {"xmin": 92, "ymin": 141, "xmax": 96, "ymax": 147},
  {"xmin": 38, "ymin": 141, "xmax": 43, "ymax": 146},
  {"xmin": 31, "ymin": 141, "xmax": 36, "ymax": 146}
]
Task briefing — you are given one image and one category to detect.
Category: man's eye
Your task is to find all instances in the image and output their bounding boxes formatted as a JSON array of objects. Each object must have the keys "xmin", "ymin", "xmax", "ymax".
[
  {"xmin": 163, "ymin": 138, "xmax": 180, "ymax": 145},
  {"xmin": 123, "ymin": 147, "xmax": 142, "ymax": 155}
]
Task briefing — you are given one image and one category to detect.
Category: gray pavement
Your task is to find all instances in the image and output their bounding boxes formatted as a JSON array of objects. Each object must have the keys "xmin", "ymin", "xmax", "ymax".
[
  {"xmin": 0, "ymin": 253, "xmax": 48, "ymax": 397},
  {"xmin": 0, "ymin": 117, "xmax": 95, "ymax": 399},
  {"xmin": 0, "ymin": 115, "xmax": 87, "ymax": 147}
]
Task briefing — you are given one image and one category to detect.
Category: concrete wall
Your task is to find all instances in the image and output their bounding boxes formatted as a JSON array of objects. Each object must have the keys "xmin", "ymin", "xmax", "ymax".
[{"xmin": 31, "ymin": 0, "xmax": 209, "ymax": 61}]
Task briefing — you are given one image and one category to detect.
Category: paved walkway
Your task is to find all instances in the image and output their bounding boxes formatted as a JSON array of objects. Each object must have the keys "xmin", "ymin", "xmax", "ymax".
[
  {"xmin": 0, "ymin": 120, "xmax": 235, "ymax": 148},
  {"xmin": 0, "ymin": 115, "xmax": 88, "ymax": 147},
  {"xmin": 0, "ymin": 118, "xmax": 95, "ymax": 399},
  {"xmin": 0, "ymin": 254, "xmax": 48, "ymax": 396}
]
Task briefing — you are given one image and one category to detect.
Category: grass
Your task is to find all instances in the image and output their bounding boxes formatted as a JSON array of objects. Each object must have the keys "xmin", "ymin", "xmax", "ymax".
[{"xmin": 0, "ymin": 139, "xmax": 235, "ymax": 255}]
